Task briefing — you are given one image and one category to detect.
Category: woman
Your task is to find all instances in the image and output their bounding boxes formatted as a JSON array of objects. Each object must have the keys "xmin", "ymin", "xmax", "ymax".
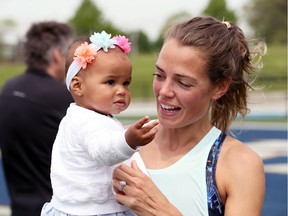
[{"xmin": 113, "ymin": 16, "xmax": 267, "ymax": 216}]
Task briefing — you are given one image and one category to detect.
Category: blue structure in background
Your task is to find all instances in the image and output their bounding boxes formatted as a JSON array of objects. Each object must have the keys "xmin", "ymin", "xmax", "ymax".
[
  {"xmin": 264, "ymin": 160, "xmax": 287, "ymax": 216},
  {"xmin": 231, "ymin": 128, "xmax": 287, "ymax": 216},
  {"xmin": 0, "ymin": 159, "xmax": 10, "ymax": 204},
  {"xmin": 0, "ymin": 128, "xmax": 287, "ymax": 216}
]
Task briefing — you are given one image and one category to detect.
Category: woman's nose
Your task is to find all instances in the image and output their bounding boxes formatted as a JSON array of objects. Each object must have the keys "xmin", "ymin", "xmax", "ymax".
[{"xmin": 159, "ymin": 80, "xmax": 174, "ymax": 98}]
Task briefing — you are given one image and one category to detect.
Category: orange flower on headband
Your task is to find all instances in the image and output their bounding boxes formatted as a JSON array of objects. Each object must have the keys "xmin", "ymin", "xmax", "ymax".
[{"xmin": 73, "ymin": 42, "xmax": 97, "ymax": 69}]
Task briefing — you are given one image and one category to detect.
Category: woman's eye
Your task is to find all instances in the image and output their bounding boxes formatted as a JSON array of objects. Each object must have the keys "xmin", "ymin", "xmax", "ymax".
[
  {"xmin": 178, "ymin": 81, "xmax": 192, "ymax": 88},
  {"xmin": 153, "ymin": 73, "xmax": 164, "ymax": 79}
]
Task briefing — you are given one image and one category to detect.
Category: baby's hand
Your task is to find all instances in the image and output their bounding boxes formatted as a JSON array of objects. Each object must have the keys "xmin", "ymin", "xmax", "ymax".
[{"xmin": 125, "ymin": 116, "xmax": 159, "ymax": 149}]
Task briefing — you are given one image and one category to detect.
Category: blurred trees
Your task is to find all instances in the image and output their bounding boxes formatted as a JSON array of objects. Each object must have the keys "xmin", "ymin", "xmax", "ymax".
[
  {"xmin": 0, "ymin": 19, "xmax": 17, "ymax": 61},
  {"xmin": 0, "ymin": 19, "xmax": 16, "ymax": 42},
  {"xmin": 153, "ymin": 12, "xmax": 191, "ymax": 52},
  {"xmin": 68, "ymin": 0, "xmax": 123, "ymax": 37},
  {"xmin": 203, "ymin": 0, "xmax": 237, "ymax": 22},
  {"xmin": 0, "ymin": 0, "xmax": 286, "ymax": 61},
  {"xmin": 68, "ymin": 0, "xmax": 151, "ymax": 54},
  {"xmin": 152, "ymin": 0, "xmax": 238, "ymax": 52},
  {"xmin": 134, "ymin": 31, "xmax": 152, "ymax": 53},
  {"xmin": 244, "ymin": 0, "xmax": 287, "ymax": 44}
]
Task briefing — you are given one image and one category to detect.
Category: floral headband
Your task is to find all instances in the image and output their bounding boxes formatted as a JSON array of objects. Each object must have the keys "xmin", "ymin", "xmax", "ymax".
[{"xmin": 66, "ymin": 30, "xmax": 131, "ymax": 90}]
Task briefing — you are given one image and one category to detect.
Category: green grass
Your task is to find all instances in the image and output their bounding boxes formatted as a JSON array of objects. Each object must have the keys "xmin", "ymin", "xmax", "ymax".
[
  {"xmin": 0, "ymin": 49, "xmax": 286, "ymax": 124},
  {"xmin": 261, "ymin": 44, "xmax": 287, "ymax": 76},
  {"xmin": 0, "ymin": 44, "xmax": 286, "ymax": 97},
  {"xmin": 129, "ymin": 44, "xmax": 287, "ymax": 94},
  {"xmin": 117, "ymin": 115, "xmax": 287, "ymax": 124},
  {"xmin": 0, "ymin": 63, "xmax": 25, "ymax": 87},
  {"xmin": 254, "ymin": 44, "xmax": 287, "ymax": 90},
  {"xmin": 129, "ymin": 53, "xmax": 158, "ymax": 99}
]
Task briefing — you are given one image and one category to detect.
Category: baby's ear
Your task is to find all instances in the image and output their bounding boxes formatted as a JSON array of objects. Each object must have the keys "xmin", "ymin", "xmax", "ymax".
[{"xmin": 70, "ymin": 76, "xmax": 83, "ymax": 96}]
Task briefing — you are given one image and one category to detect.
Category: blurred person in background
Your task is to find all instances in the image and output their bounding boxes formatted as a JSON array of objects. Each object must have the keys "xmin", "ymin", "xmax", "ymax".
[{"xmin": 0, "ymin": 21, "xmax": 74, "ymax": 216}]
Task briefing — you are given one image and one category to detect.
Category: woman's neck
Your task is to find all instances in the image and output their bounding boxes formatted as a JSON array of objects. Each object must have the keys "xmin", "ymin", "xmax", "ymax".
[
  {"xmin": 157, "ymin": 123, "xmax": 213, "ymax": 150},
  {"xmin": 140, "ymin": 123, "xmax": 213, "ymax": 169}
]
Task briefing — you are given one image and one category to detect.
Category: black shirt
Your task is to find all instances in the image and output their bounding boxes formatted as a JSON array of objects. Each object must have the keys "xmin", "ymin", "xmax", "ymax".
[{"xmin": 0, "ymin": 67, "xmax": 73, "ymax": 216}]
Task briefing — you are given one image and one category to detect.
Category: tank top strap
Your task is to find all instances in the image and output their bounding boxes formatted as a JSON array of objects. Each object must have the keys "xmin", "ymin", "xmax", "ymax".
[{"xmin": 206, "ymin": 132, "xmax": 226, "ymax": 216}]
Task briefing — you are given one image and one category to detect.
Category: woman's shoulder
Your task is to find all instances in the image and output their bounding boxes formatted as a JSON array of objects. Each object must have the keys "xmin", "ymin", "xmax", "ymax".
[
  {"xmin": 220, "ymin": 135, "xmax": 263, "ymax": 169},
  {"xmin": 216, "ymin": 135, "xmax": 265, "ymax": 203},
  {"xmin": 222, "ymin": 135, "xmax": 261, "ymax": 159},
  {"xmin": 218, "ymin": 135, "xmax": 264, "ymax": 187}
]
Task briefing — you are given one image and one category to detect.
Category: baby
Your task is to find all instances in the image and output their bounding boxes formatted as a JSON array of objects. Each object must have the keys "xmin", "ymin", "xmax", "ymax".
[{"xmin": 41, "ymin": 31, "xmax": 158, "ymax": 216}]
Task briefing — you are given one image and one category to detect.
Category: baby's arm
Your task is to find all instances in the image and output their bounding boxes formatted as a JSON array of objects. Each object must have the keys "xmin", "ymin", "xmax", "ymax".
[{"xmin": 125, "ymin": 116, "xmax": 159, "ymax": 150}]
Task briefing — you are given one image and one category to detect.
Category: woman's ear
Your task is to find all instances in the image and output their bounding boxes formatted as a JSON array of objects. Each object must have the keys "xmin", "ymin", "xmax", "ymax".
[
  {"xmin": 212, "ymin": 77, "xmax": 232, "ymax": 100},
  {"xmin": 70, "ymin": 76, "xmax": 83, "ymax": 96}
]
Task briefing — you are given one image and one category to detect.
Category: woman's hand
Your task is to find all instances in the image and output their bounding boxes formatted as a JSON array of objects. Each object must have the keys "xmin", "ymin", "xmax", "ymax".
[{"xmin": 113, "ymin": 160, "xmax": 182, "ymax": 216}]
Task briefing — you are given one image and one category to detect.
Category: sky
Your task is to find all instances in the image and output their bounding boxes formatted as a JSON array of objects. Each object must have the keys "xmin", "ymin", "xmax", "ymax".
[{"xmin": 0, "ymin": 0, "xmax": 249, "ymax": 44}]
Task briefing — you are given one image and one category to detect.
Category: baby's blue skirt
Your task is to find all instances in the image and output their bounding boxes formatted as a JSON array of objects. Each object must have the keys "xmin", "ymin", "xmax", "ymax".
[{"xmin": 41, "ymin": 202, "xmax": 136, "ymax": 216}]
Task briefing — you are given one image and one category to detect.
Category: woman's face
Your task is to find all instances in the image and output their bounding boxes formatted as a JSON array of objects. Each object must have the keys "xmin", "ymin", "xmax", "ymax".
[{"xmin": 154, "ymin": 39, "xmax": 216, "ymax": 129}]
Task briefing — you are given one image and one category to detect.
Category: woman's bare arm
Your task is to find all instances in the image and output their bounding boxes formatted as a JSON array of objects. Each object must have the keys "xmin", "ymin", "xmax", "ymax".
[{"xmin": 219, "ymin": 139, "xmax": 265, "ymax": 216}]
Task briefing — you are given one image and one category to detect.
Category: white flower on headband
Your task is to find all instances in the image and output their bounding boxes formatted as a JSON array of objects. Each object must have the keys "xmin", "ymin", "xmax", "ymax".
[{"xmin": 89, "ymin": 31, "xmax": 116, "ymax": 52}]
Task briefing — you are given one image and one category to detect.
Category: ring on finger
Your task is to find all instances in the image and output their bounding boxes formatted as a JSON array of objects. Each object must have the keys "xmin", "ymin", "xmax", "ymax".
[{"xmin": 119, "ymin": 180, "xmax": 127, "ymax": 192}]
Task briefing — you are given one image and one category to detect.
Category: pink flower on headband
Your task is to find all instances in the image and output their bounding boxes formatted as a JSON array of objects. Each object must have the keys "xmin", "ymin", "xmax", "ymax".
[
  {"xmin": 73, "ymin": 42, "xmax": 97, "ymax": 69},
  {"xmin": 113, "ymin": 35, "xmax": 131, "ymax": 54}
]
